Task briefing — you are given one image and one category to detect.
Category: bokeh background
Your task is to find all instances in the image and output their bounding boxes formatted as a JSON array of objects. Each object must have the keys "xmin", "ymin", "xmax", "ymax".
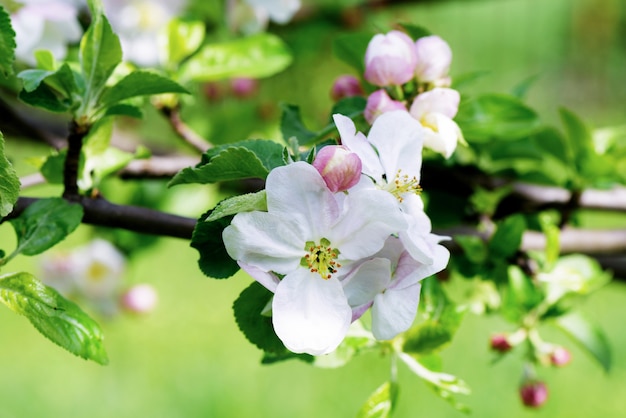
[{"xmin": 1, "ymin": 0, "xmax": 625, "ymax": 416}]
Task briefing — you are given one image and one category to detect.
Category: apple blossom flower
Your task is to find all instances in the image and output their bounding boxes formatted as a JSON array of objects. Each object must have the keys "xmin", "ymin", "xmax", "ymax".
[
  {"xmin": 312, "ymin": 145, "xmax": 362, "ymax": 193},
  {"xmin": 334, "ymin": 110, "xmax": 445, "ymax": 265},
  {"xmin": 223, "ymin": 161, "xmax": 406, "ymax": 355},
  {"xmin": 414, "ymin": 35, "xmax": 452, "ymax": 85},
  {"xmin": 409, "ymin": 87, "xmax": 465, "ymax": 158},
  {"xmin": 71, "ymin": 239, "xmax": 126, "ymax": 300},
  {"xmin": 244, "ymin": 0, "xmax": 301, "ymax": 24},
  {"xmin": 10, "ymin": 0, "xmax": 82, "ymax": 65},
  {"xmin": 121, "ymin": 284, "xmax": 158, "ymax": 314},
  {"xmin": 520, "ymin": 381, "xmax": 548, "ymax": 408},
  {"xmin": 330, "ymin": 75, "xmax": 364, "ymax": 102},
  {"xmin": 364, "ymin": 89, "xmax": 407, "ymax": 124},
  {"xmin": 550, "ymin": 346, "xmax": 572, "ymax": 367},
  {"xmin": 345, "ymin": 236, "xmax": 450, "ymax": 340},
  {"xmin": 364, "ymin": 30, "xmax": 417, "ymax": 87},
  {"xmin": 229, "ymin": 0, "xmax": 301, "ymax": 33}
]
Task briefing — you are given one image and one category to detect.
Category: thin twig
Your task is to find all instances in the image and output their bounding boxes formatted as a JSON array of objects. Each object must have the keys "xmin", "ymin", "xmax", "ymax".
[{"xmin": 160, "ymin": 106, "xmax": 212, "ymax": 153}]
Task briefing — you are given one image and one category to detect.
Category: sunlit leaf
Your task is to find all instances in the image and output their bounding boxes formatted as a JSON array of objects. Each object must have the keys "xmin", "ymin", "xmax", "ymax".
[
  {"xmin": 206, "ymin": 191, "xmax": 267, "ymax": 222},
  {"xmin": 0, "ymin": 5, "xmax": 15, "ymax": 76},
  {"xmin": 99, "ymin": 71, "xmax": 189, "ymax": 108},
  {"xmin": 555, "ymin": 312, "xmax": 611, "ymax": 372},
  {"xmin": 356, "ymin": 381, "xmax": 397, "ymax": 418},
  {"xmin": 0, "ymin": 132, "xmax": 20, "ymax": 217}
]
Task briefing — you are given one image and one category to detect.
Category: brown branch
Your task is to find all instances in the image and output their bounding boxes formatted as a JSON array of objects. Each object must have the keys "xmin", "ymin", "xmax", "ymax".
[
  {"xmin": 8, "ymin": 196, "xmax": 196, "ymax": 240},
  {"xmin": 63, "ymin": 122, "xmax": 88, "ymax": 198},
  {"xmin": 160, "ymin": 106, "xmax": 212, "ymax": 153}
]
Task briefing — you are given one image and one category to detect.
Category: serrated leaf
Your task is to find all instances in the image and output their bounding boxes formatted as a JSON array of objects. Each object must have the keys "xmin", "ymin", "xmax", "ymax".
[
  {"xmin": 178, "ymin": 33, "xmax": 292, "ymax": 82},
  {"xmin": 233, "ymin": 281, "xmax": 287, "ymax": 354},
  {"xmin": 555, "ymin": 312, "xmax": 611, "ymax": 372},
  {"xmin": 190, "ymin": 211, "xmax": 239, "ymax": 279},
  {"xmin": 332, "ymin": 32, "xmax": 374, "ymax": 75},
  {"xmin": 357, "ymin": 381, "xmax": 397, "ymax": 418},
  {"xmin": 280, "ymin": 104, "xmax": 316, "ymax": 143},
  {"xmin": 0, "ymin": 5, "xmax": 15, "ymax": 76},
  {"xmin": 0, "ymin": 132, "xmax": 20, "ymax": 217},
  {"xmin": 99, "ymin": 71, "xmax": 189, "ymax": 108},
  {"xmin": 206, "ymin": 191, "xmax": 267, "ymax": 222},
  {"xmin": 488, "ymin": 214, "xmax": 526, "ymax": 259},
  {"xmin": 9, "ymin": 198, "xmax": 83, "ymax": 257},
  {"xmin": 0, "ymin": 272, "xmax": 108, "ymax": 364}
]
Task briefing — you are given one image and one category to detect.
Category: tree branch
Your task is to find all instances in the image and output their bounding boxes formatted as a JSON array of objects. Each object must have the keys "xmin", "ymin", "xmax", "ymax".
[{"xmin": 63, "ymin": 122, "xmax": 88, "ymax": 198}]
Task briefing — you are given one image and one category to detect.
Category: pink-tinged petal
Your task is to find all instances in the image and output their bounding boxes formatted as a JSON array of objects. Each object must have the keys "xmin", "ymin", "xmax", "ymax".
[
  {"xmin": 365, "ymin": 31, "xmax": 418, "ymax": 86},
  {"xmin": 238, "ymin": 262, "xmax": 280, "ymax": 292},
  {"xmin": 364, "ymin": 90, "xmax": 407, "ymax": 124},
  {"xmin": 342, "ymin": 258, "xmax": 391, "ymax": 307},
  {"xmin": 351, "ymin": 301, "xmax": 373, "ymax": 322},
  {"xmin": 266, "ymin": 162, "xmax": 340, "ymax": 237},
  {"xmin": 331, "ymin": 75, "xmax": 364, "ymax": 101},
  {"xmin": 390, "ymin": 239, "xmax": 450, "ymax": 291},
  {"xmin": 333, "ymin": 114, "xmax": 384, "ymax": 180},
  {"xmin": 272, "ymin": 269, "xmax": 351, "ymax": 355},
  {"xmin": 410, "ymin": 88, "xmax": 460, "ymax": 119},
  {"xmin": 414, "ymin": 35, "xmax": 452, "ymax": 83},
  {"xmin": 367, "ymin": 110, "xmax": 424, "ymax": 181},
  {"xmin": 313, "ymin": 145, "xmax": 362, "ymax": 193},
  {"xmin": 329, "ymin": 189, "xmax": 407, "ymax": 260},
  {"xmin": 371, "ymin": 281, "xmax": 422, "ymax": 340},
  {"xmin": 223, "ymin": 212, "xmax": 305, "ymax": 275}
]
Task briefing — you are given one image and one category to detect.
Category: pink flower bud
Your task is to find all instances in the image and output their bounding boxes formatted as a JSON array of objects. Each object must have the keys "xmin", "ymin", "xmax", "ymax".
[
  {"xmin": 312, "ymin": 145, "xmax": 362, "ymax": 193},
  {"xmin": 490, "ymin": 334, "xmax": 512, "ymax": 352},
  {"xmin": 520, "ymin": 381, "xmax": 548, "ymax": 408},
  {"xmin": 414, "ymin": 35, "xmax": 452, "ymax": 83},
  {"xmin": 550, "ymin": 346, "xmax": 572, "ymax": 367},
  {"xmin": 364, "ymin": 30, "xmax": 417, "ymax": 87},
  {"xmin": 121, "ymin": 284, "xmax": 158, "ymax": 314},
  {"xmin": 364, "ymin": 89, "xmax": 406, "ymax": 124},
  {"xmin": 330, "ymin": 75, "xmax": 364, "ymax": 101},
  {"xmin": 230, "ymin": 77, "xmax": 258, "ymax": 98}
]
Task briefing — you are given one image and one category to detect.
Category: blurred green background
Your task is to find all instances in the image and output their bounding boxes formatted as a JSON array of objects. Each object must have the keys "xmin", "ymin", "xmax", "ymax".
[{"xmin": 2, "ymin": 0, "xmax": 626, "ymax": 416}]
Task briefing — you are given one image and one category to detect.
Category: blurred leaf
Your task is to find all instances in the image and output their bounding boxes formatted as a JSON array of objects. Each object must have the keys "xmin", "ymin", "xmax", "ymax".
[
  {"xmin": 456, "ymin": 94, "xmax": 541, "ymax": 143},
  {"xmin": 34, "ymin": 49, "xmax": 56, "ymax": 70},
  {"xmin": 540, "ymin": 255, "xmax": 611, "ymax": 300},
  {"xmin": 190, "ymin": 211, "xmax": 239, "ymax": 279},
  {"xmin": 233, "ymin": 281, "xmax": 287, "ymax": 354},
  {"xmin": 206, "ymin": 191, "xmax": 267, "ymax": 222},
  {"xmin": 469, "ymin": 185, "xmax": 512, "ymax": 216},
  {"xmin": 40, "ymin": 151, "xmax": 66, "ymax": 184},
  {"xmin": 0, "ymin": 132, "xmax": 20, "ymax": 217},
  {"xmin": 104, "ymin": 103, "xmax": 143, "ymax": 118},
  {"xmin": 170, "ymin": 140, "xmax": 284, "ymax": 186},
  {"xmin": 454, "ymin": 235, "xmax": 488, "ymax": 264},
  {"xmin": 0, "ymin": 271, "xmax": 108, "ymax": 364},
  {"xmin": 99, "ymin": 71, "xmax": 189, "ymax": 108},
  {"xmin": 0, "ymin": 5, "xmax": 15, "ymax": 77},
  {"xmin": 511, "ymin": 74, "xmax": 541, "ymax": 99},
  {"xmin": 488, "ymin": 214, "xmax": 526, "ymax": 259},
  {"xmin": 329, "ymin": 96, "xmax": 366, "ymax": 123},
  {"xmin": 332, "ymin": 32, "xmax": 373, "ymax": 75},
  {"xmin": 163, "ymin": 18, "xmax": 205, "ymax": 66},
  {"xmin": 555, "ymin": 312, "xmax": 611, "ymax": 372},
  {"xmin": 178, "ymin": 33, "xmax": 292, "ymax": 82},
  {"xmin": 501, "ymin": 265, "xmax": 542, "ymax": 322},
  {"xmin": 398, "ymin": 23, "xmax": 431, "ymax": 40},
  {"xmin": 19, "ymin": 83, "xmax": 70, "ymax": 113},
  {"xmin": 18, "ymin": 69, "xmax": 55, "ymax": 92},
  {"xmin": 452, "ymin": 71, "xmax": 490, "ymax": 90},
  {"xmin": 9, "ymin": 198, "xmax": 83, "ymax": 257},
  {"xmin": 280, "ymin": 104, "xmax": 316, "ymax": 144},
  {"xmin": 356, "ymin": 381, "xmax": 397, "ymax": 418},
  {"xmin": 538, "ymin": 212, "xmax": 560, "ymax": 267}
]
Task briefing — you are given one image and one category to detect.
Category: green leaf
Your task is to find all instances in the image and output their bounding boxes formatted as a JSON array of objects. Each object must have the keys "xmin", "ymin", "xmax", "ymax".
[
  {"xmin": 9, "ymin": 198, "xmax": 83, "ymax": 257},
  {"xmin": 538, "ymin": 212, "xmax": 560, "ymax": 267},
  {"xmin": 398, "ymin": 23, "xmax": 431, "ymax": 40},
  {"xmin": 280, "ymin": 104, "xmax": 316, "ymax": 143},
  {"xmin": 356, "ymin": 381, "xmax": 397, "ymax": 418},
  {"xmin": 19, "ymin": 83, "xmax": 70, "ymax": 113},
  {"xmin": 511, "ymin": 74, "xmax": 541, "ymax": 99},
  {"xmin": 0, "ymin": 5, "xmax": 15, "ymax": 76},
  {"xmin": 455, "ymin": 94, "xmax": 542, "ymax": 143},
  {"xmin": 190, "ymin": 211, "xmax": 239, "ymax": 279},
  {"xmin": 453, "ymin": 235, "xmax": 487, "ymax": 264},
  {"xmin": 178, "ymin": 33, "xmax": 292, "ymax": 82},
  {"xmin": 104, "ymin": 103, "xmax": 143, "ymax": 118},
  {"xmin": 170, "ymin": 140, "xmax": 285, "ymax": 186},
  {"xmin": 80, "ymin": 13, "xmax": 122, "ymax": 102},
  {"xmin": 555, "ymin": 312, "xmax": 611, "ymax": 372},
  {"xmin": 332, "ymin": 32, "xmax": 373, "ymax": 75},
  {"xmin": 488, "ymin": 214, "xmax": 526, "ymax": 259},
  {"xmin": 233, "ymin": 281, "xmax": 287, "ymax": 354},
  {"xmin": 40, "ymin": 151, "xmax": 66, "ymax": 184},
  {"xmin": 99, "ymin": 71, "xmax": 189, "ymax": 108},
  {"xmin": 501, "ymin": 265, "xmax": 542, "ymax": 322},
  {"xmin": 329, "ymin": 96, "xmax": 366, "ymax": 121},
  {"xmin": 206, "ymin": 191, "xmax": 267, "ymax": 222},
  {"xmin": 0, "ymin": 132, "xmax": 20, "ymax": 217},
  {"xmin": 18, "ymin": 69, "xmax": 55, "ymax": 92},
  {"xmin": 163, "ymin": 18, "xmax": 205, "ymax": 66},
  {"xmin": 0, "ymin": 272, "xmax": 108, "ymax": 364}
]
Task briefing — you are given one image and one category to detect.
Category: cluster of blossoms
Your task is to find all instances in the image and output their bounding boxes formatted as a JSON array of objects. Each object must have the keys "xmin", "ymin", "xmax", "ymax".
[
  {"xmin": 223, "ymin": 110, "xmax": 450, "ymax": 355},
  {"xmin": 333, "ymin": 30, "xmax": 465, "ymax": 159},
  {"xmin": 40, "ymin": 239, "xmax": 157, "ymax": 316}
]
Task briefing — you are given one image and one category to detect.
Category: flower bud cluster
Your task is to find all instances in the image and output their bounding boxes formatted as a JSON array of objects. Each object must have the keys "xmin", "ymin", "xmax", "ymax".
[{"xmin": 353, "ymin": 30, "xmax": 465, "ymax": 158}]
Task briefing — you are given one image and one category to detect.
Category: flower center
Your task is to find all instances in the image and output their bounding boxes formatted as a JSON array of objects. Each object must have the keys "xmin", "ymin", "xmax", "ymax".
[
  {"xmin": 383, "ymin": 169, "xmax": 422, "ymax": 203},
  {"xmin": 301, "ymin": 238, "xmax": 341, "ymax": 280}
]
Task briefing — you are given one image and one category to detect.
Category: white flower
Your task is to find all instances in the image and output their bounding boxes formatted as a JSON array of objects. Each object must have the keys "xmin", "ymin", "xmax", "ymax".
[
  {"xmin": 71, "ymin": 239, "xmax": 125, "ymax": 300},
  {"xmin": 334, "ymin": 110, "xmax": 441, "ymax": 264},
  {"xmin": 244, "ymin": 0, "xmax": 301, "ymax": 24},
  {"xmin": 11, "ymin": 0, "xmax": 82, "ymax": 65},
  {"xmin": 223, "ymin": 161, "xmax": 406, "ymax": 355},
  {"xmin": 409, "ymin": 87, "xmax": 465, "ymax": 158}
]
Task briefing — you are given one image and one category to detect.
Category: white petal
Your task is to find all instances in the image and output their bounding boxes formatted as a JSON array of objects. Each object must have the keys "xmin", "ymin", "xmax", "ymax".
[
  {"xmin": 266, "ymin": 162, "xmax": 339, "ymax": 238},
  {"xmin": 371, "ymin": 282, "xmax": 422, "ymax": 340},
  {"xmin": 223, "ymin": 212, "xmax": 305, "ymax": 275},
  {"xmin": 367, "ymin": 110, "xmax": 424, "ymax": 181},
  {"xmin": 333, "ymin": 114, "xmax": 384, "ymax": 180},
  {"xmin": 422, "ymin": 113, "xmax": 462, "ymax": 158},
  {"xmin": 342, "ymin": 258, "xmax": 391, "ymax": 307},
  {"xmin": 272, "ymin": 269, "xmax": 351, "ymax": 355},
  {"xmin": 238, "ymin": 262, "xmax": 280, "ymax": 292}
]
